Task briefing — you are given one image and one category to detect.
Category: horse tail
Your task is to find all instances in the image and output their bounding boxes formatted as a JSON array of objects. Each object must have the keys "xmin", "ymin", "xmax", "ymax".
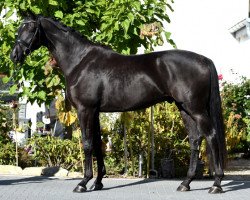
[{"xmin": 207, "ymin": 60, "xmax": 227, "ymax": 168}]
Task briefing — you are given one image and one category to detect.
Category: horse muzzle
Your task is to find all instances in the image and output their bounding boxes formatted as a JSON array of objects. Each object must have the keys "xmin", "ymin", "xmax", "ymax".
[{"xmin": 10, "ymin": 45, "xmax": 25, "ymax": 64}]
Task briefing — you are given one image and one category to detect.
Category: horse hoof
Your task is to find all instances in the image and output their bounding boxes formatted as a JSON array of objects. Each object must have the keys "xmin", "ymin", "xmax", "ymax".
[
  {"xmin": 177, "ymin": 184, "xmax": 190, "ymax": 192},
  {"xmin": 208, "ymin": 186, "xmax": 223, "ymax": 194},
  {"xmin": 94, "ymin": 183, "xmax": 103, "ymax": 190},
  {"xmin": 73, "ymin": 185, "xmax": 87, "ymax": 193}
]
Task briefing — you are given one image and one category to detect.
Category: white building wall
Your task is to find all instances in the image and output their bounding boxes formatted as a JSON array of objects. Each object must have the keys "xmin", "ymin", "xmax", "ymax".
[{"xmin": 25, "ymin": 102, "xmax": 45, "ymax": 133}]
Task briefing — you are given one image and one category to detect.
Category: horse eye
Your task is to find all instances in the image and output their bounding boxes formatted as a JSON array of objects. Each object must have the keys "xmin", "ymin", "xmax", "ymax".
[{"xmin": 29, "ymin": 23, "xmax": 35, "ymax": 29}]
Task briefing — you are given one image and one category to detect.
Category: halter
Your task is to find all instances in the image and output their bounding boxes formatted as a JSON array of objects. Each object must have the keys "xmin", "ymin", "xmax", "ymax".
[{"xmin": 16, "ymin": 19, "xmax": 41, "ymax": 56}]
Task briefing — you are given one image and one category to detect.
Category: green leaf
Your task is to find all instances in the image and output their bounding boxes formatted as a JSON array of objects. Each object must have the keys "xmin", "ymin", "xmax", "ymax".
[
  {"xmin": 4, "ymin": 9, "xmax": 14, "ymax": 19},
  {"xmin": 38, "ymin": 91, "xmax": 46, "ymax": 100},
  {"xmin": 132, "ymin": 1, "xmax": 141, "ymax": 11},
  {"xmin": 86, "ymin": 8, "xmax": 95, "ymax": 14},
  {"xmin": 2, "ymin": 76, "xmax": 10, "ymax": 84},
  {"xmin": 76, "ymin": 20, "xmax": 85, "ymax": 26},
  {"xmin": 53, "ymin": 75, "xmax": 60, "ymax": 86},
  {"xmin": 121, "ymin": 19, "xmax": 130, "ymax": 35},
  {"xmin": 9, "ymin": 84, "xmax": 17, "ymax": 95},
  {"xmin": 164, "ymin": 31, "xmax": 171, "ymax": 39},
  {"xmin": 100, "ymin": 23, "xmax": 109, "ymax": 31},
  {"xmin": 114, "ymin": 21, "xmax": 119, "ymax": 31},
  {"xmin": 167, "ymin": 38, "xmax": 177, "ymax": 48},
  {"xmin": 20, "ymin": 1, "xmax": 26, "ymax": 10},
  {"xmin": 128, "ymin": 13, "xmax": 134, "ymax": 23},
  {"xmin": 133, "ymin": 27, "xmax": 138, "ymax": 35},
  {"xmin": 31, "ymin": 6, "xmax": 41, "ymax": 14},
  {"xmin": 166, "ymin": 3, "xmax": 174, "ymax": 12},
  {"xmin": 49, "ymin": 0, "xmax": 58, "ymax": 6},
  {"xmin": 55, "ymin": 11, "xmax": 63, "ymax": 19},
  {"xmin": 22, "ymin": 87, "xmax": 31, "ymax": 96},
  {"xmin": 45, "ymin": 76, "xmax": 53, "ymax": 88}
]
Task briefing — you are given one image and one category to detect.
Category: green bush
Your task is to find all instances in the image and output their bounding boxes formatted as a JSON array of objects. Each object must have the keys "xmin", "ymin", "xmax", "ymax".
[
  {"xmin": 27, "ymin": 135, "xmax": 83, "ymax": 171},
  {"xmin": 0, "ymin": 139, "xmax": 34, "ymax": 168},
  {"xmin": 0, "ymin": 141, "xmax": 16, "ymax": 165},
  {"xmin": 0, "ymin": 101, "xmax": 13, "ymax": 143},
  {"xmin": 221, "ymin": 77, "xmax": 250, "ymax": 154},
  {"xmin": 0, "ymin": 101, "xmax": 17, "ymax": 166}
]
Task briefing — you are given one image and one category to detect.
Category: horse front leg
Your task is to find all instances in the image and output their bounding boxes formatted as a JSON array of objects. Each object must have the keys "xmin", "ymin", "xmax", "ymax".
[{"xmin": 73, "ymin": 108, "xmax": 95, "ymax": 193}]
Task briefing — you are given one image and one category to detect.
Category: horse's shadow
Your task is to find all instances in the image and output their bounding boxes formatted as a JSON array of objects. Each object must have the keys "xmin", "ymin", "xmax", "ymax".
[
  {"xmin": 222, "ymin": 180, "xmax": 250, "ymax": 193},
  {"xmin": 1, "ymin": 176, "xmax": 250, "ymax": 193},
  {"xmin": 100, "ymin": 178, "xmax": 250, "ymax": 193},
  {"xmin": 100, "ymin": 178, "xmax": 161, "ymax": 191},
  {"xmin": 0, "ymin": 166, "xmax": 63, "ymax": 186},
  {"xmin": 0, "ymin": 176, "xmax": 56, "ymax": 186}
]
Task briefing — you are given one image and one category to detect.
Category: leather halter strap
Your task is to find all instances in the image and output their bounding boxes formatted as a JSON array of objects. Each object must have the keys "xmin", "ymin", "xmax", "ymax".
[{"xmin": 16, "ymin": 19, "xmax": 41, "ymax": 55}]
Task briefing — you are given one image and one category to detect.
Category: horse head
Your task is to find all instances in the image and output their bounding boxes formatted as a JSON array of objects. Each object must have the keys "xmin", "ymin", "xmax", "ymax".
[{"xmin": 10, "ymin": 10, "xmax": 42, "ymax": 64}]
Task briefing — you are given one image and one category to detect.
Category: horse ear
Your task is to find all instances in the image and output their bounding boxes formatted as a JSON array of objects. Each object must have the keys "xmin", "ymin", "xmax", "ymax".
[
  {"xmin": 26, "ymin": 9, "xmax": 37, "ymax": 20},
  {"xmin": 18, "ymin": 9, "xmax": 26, "ymax": 18},
  {"xmin": 19, "ymin": 9, "xmax": 36, "ymax": 20}
]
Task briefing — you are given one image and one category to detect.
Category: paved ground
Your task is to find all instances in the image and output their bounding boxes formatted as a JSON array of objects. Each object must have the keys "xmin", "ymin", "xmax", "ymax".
[{"xmin": 0, "ymin": 175, "xmax": 250, "ymax": 200}]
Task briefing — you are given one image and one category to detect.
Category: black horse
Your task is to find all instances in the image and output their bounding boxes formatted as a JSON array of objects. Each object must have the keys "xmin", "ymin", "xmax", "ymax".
[{"xmin": 10, "ymin": 12, "xmax": 226, "ymax": 194}]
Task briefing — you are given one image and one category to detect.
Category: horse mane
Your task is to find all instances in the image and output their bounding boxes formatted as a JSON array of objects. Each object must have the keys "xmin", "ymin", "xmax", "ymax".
[{"xmin": 40, "ymin": 16, "xmax": 112, "ymax": 50}]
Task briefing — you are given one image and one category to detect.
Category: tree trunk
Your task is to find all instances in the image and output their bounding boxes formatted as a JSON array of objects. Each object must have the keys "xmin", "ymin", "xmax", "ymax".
[{"xmin": 123, "ymin": 123, "xmax": 128, "ymax": 175}]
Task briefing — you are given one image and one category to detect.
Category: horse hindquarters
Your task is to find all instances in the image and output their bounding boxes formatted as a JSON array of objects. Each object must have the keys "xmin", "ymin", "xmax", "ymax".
[
  {"xmin": 176, "ymin": 60, "xmax": 225, "ymax": 193},
  {"xmin": 177, "ymin": 103, "xmax": 224, "ymax": 193}
]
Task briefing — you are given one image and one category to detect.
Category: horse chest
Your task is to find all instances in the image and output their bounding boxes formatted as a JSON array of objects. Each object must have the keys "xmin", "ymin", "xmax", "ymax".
[{"xmin": 66, "ymin": 81, "xmax": 100, "ymax": 109}]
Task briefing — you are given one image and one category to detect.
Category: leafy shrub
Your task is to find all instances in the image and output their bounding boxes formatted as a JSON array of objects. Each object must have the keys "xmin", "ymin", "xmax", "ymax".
[
  {"xmin": 221, "ymin": 77, "xmax": 250, "ymax": 154},
  {"xmin": 0, "ymin": 139, "xmax": 34, "ymax": 168},
  {"xmin": 27, "ymin": 135, "xmax": 83, "ymax": 171},
  {"xmin": 0, "ymin": 101, "xmax": 13, "ymax": 143},
  {"xmin": 225, "ymin": 112, "xmax": 246, "ymax": 152},
  {"xmin": 0, "ymin": 101, "xmax": 17, "ymax": 166},
  {"xmin": 153, "ymin": 103, "xmax": 189, "ymax": 171},
  {"xmin": 0, "ymin": 141, "xmax": 16, "ymax": 165}
]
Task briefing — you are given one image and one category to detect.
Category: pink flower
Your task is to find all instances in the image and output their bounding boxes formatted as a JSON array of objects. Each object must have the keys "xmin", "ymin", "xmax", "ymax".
[{"xmin": 218, "ymin": 74, "xmax": 223, "ymax": 81}]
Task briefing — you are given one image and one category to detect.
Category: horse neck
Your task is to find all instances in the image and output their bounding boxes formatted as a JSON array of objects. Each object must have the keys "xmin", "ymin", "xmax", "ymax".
[{"xmin": 40, "ymin": 17, "xmax": 91, "ymax": 77}]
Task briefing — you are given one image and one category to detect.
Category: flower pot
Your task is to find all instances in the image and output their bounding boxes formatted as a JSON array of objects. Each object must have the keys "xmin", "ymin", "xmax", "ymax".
[{"xmin": 160, "ymin": 158, "xmax": 175, "ymax": 178}]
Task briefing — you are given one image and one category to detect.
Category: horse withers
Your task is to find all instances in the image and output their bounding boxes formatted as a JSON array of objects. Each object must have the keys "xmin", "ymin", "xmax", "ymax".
[{"xmin": 10, "ymin": 11, "xmax": 226, "ymax": 194}]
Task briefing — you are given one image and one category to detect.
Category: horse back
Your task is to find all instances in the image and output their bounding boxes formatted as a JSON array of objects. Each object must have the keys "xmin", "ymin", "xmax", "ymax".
[{"xmin": 67, "ymin": 49, "xmax": 211, "ymax": 112}]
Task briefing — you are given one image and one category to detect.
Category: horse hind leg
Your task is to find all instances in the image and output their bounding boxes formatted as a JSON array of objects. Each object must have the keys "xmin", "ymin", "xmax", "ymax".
[
  {"xmin": 192, "ymin": 112, "xmax": 224, "ymax": 193},
  {"xmin": 177, "ymin": 110, "xmax": 202, "ymax": 192}
]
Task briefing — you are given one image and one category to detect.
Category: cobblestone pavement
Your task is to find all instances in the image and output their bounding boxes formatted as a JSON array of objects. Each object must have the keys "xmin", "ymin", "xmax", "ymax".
[{"xmin": 0, "ymin": 175, "xmax": 250, "ymax": 200}]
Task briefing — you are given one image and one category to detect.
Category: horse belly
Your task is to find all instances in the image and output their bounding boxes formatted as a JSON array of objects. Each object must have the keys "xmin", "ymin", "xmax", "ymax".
[{"xmin": 100, "ymin": 77, "xmax": 166, "ymax": 112}]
